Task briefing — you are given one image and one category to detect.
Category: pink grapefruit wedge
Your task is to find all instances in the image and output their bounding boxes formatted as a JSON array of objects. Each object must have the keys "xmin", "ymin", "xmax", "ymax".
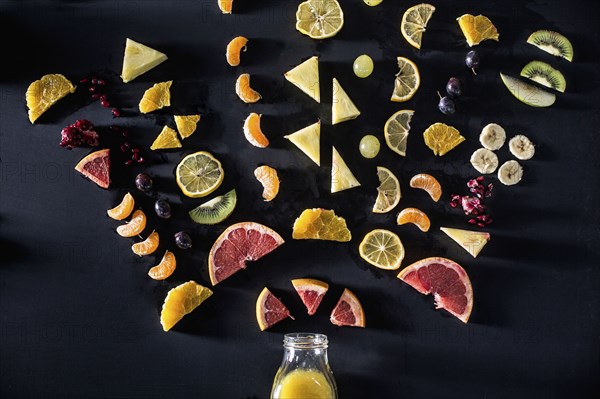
[
  {"xmin": 397, "ymin": 257, "xmax": 473, "ymax": 323},
  {"xmin": 256, "ymin": 287, "xmax": 293, "ymax": 331},
  {"xmin": 208, "ymin": 222, "xmax": 284, "ymax": 285},
  {"xmin": 74, "ymin": 148, "xmax": 110, "ymax": 189},
  {"xmin": 330, "ymin": 288, "xmax": 366, "ymax": 328},
  {"xmin": 291, "ymin": 278, "xmax": 329, "ymax": 316}
]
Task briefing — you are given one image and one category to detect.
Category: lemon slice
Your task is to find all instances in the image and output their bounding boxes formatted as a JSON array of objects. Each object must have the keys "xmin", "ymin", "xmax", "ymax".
[
  {"xmin": 359, "ymin": 229, "xmax": 405, "ymax": 270},
  {"xmin": 150, "ymin": 126, "xmax": 182, "ymax": 150},
  {"xmin": 401, "ymin": 3, "xmax": 436, "ymax": 49},
  {"xmin": 332, "ymin": 78, "xmax": 360, "ymax": 125},
  {"xmin": 139, "ymin": 81, "xmax": 172, "ymax": 114},
  {"xmin": 296, "ymin": 0, "xmax": 344, "ymax": 39},
  {"xmin": 160, "ymin": 281, "xmax": 213, "ymax": 332},
  {"xmin": 26, "ymin": 74, "xmax": 76, "ymax": 123},
  {"xmin": 176, "ymin": 151, "xmax": 224, "ymax": 198},
  {"xmin": 284, "ymin": 121, "xmax": 321, "ymax": 166},
  {"xmin": 384, "ymin": 110, "xmax": 414, "ymax": 156},
  {"xmin": 331, "ymin": 146, "xmax": 360, "ymax": 193},
  {"xmin": 373, "ymin": 166, "xmax": 401, "ymax": 214},
  {"xmin": 423, "ymin": 123, "xmax": 465, "ymax": 156},
  {"xmin": 174, "ymin": 115, "xmax": 201, "ymax": 139},
  {"xmin": 456, "ymin": 14, "xmax": 499, "ymax": 47},
  {"xmin": 121, "ymin": 38, "xmax": 168, "ymax": 83},
  {"xmin": 284, "ymin": 56, "xmax": 320, "ymax": 103},
  {"xmin": 391, "ymin": 57, "xmax": 420, "ymax": 102}
]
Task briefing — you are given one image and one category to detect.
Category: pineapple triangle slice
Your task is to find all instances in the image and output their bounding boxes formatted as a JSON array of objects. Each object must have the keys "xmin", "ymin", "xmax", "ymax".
[
  {"xmin": 150, "ymin": 126, "xmax": 182, "ymax": 150},
  {"xmin": 121, "ymin": 38, "xmax": 168, "ymax": 83},
  {"xmin": 332, "ymin": 78, "xmax": 360, "ymax": 125},
  {"xmin": 284, "ymin": 56, "xmax": 320, "ymax": 103},
  {"xmin": 284, "ymin": 121, "xmax": 321, "ymax": 166},
  {"xmin": 440, "ymin": 227, "xmax": 490, "ymax": 258},
  {"xmin": 331, "ymin": 146, "xmax": 361, "ymax": 193}
]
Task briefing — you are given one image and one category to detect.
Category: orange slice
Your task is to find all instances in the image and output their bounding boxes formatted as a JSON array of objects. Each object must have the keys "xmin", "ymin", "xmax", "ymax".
[
  {"xmin": 397, "ymin": 207, "xmax": 431, "ymax": 232},
  {"xmin": 174, "ymin": 115, "xmax": 201, "ymax": 139},
  {"xmin": 132, "ymin": 230, "xmax": 159, "ymax": 256},
  {"xmin": 116, "ymin": 209, "xmax": 147, "ymax": 237},
  {"xmin": 107, "ymin": 192, "xmax": 135, "ymax": 220},
  {"xmin": 160, "ymin": 281, "xmax": 213, "ymax": 332},
  {"xmin": 150, "ymin": 125, "xmax": 182, "ymax": 150},
  {"xmin": 256, "ymin": 287, "xmax": 293, "ymax": 331},
  {"xmin": 409, "ymin": 173, "xmax": 442, "ymax": 202},
  {"xmin": 139, "ymin": 81, "xmax": 172, "ymax": 114},
  {"xmin": 423, "ymin": 123, "xmax": 465, "ymax": 156},
  {"xmin": 291, "ymin": 278, "xmax": 329, "ymax": 316},
  {"xmin": 148, "ymin": 250, "xmax": 176, "ymax": 280},
  {"xmin": 26, "ymin": 74, "xmax": 76, "ymax": 123},
  {"xmin": 218, "ymin": 0, "xmax": 233, "ymax": 14},
  {"xmin": 456, "ymin": 14, "xmax": 499, "ymax": 47},
  {"xmin": 330, "ymin": 288, "xmax": 365, "ymax": 327},
  {"xmin": 254, "ymin": 165, "xmax": 280, "ymax": 201},
  {"xmin": 292, "ymin": 208, "xmax": 351, "ymax": 242},
  {"xmin": 243, "ymin": 113, "xmax": 269, "ymax": 148},
  {"xmin": 74, "ymin": 149, "xmax": 111, "ymax": 189},
  {"xmin": 226, "ymin": 36, "xmax": 248, "ymax": 66},
  {"xmin": 235, "ymin": 73, "xmax": 261, "ymax": 103}
]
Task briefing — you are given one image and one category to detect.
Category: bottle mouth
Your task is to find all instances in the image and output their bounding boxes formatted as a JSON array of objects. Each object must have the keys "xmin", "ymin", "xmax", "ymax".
[{"xmin": 283, "ymin": 332, "xmax": 328, "ymax": 349}]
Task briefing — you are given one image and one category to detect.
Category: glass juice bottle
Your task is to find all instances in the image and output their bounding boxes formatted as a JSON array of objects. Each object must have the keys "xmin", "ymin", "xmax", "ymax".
[{"xmin": 270, "ymin": 333, "xmax": 337, "ymax": 399}]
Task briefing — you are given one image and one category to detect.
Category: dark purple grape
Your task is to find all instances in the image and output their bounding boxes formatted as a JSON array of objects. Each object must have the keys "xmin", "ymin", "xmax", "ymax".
[
  {"xmin": 174, "ymin": 231, "xmax": 192, "ymax": 250},
  {"xmin": 466, "ymin": 50, "xmax": 480, "ymax": 74},
  {"xmin": 154, "ymin": 199, "xmax": 172, "ymax": 219},
  {"xmin": 446, "ymin": 77, "xmax": 462, "ymax": 98},
  {"xmin": 135, "ymin": 173, "xmax": 153, "ymax": 192},
  {"xmin": 438, "ymin": 96, "xmax": 456, "ymax": 115}
]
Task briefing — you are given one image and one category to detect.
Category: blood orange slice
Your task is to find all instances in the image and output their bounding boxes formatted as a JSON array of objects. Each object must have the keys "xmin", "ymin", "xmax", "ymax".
[
  {"xmin": 208, "ymin": 222, "xmax": 284, "ymax": 285},
  {"xmin": 330, "ymin": 288, "xmax": 365, "ymax": 328},
  {"xmin": 256, "ymin": 287, "xmax": 293, "ymax": 331},
  {"xmin": 397, "ymin": 257, "xmax": 473, "ymax": 323},
  {"xmin": 291, "ymin": 278, "xmax": 329, "ymax": 316},
  {"xmin": 74, "ymin": 149, "xmax": 110, "ymax": 189}
]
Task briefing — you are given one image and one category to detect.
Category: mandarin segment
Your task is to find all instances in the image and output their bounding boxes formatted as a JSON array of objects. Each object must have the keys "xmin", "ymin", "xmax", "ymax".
[
  {"xmin": 254, "ymin": 165, "xmax": 280, "ymax": 202},
  {"xmin": 235, "ymin": 73, "xmax": 262, "ymax": 103},
  {"xmin": 409, "ymin": 173, "xmax": 442, "ymax": 202},
  {"xmin": 107, "ymin": 192, "xmax": 135, "ymax": 220},
  {"xmin": 218, "ymin": 0, "xmax": 233, "ymax": 14},
  {"xmin": 226, "ymin": 36, "xmax": 248, "ymax": 66},
  {"xmin": 132, "ymin": 230, "xmax": 160, "ymax": 256},
  {"xmin": 116, "ymin": 209, "xmax": 147, "ymax": 237},
  {"xmin": 397, "ymin": 207, "xmax": 431, "ymax": 232},
  {"xmin": 148, "ymin": 250, "xmax": 176, "ymax": 280},
  {"xmin": 243, "ymin": 113, "xmax": 269, "ymax": 148},
  {"xmin": 26, "ymin": 74, "xmax": 76, "ymax": 123}
]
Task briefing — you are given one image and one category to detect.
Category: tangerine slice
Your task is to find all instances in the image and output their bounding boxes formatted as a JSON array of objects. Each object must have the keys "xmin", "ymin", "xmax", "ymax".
[
  {"xmin": 116, "ymin": 209, "xmax": 147, "ymax": 237},
  {"xmin": 330, "ymin": 288, "xmax": 365, "ymax": 327},
  {"xmin": 132, "ymin": 230, "xmax": 160, "ymax": 256},
  {"xmin": 423, "ymin": 122, "xmax": 465, "ymax": 156},
  {"xmin": 292, "ymin": 208, "xmax": 351, "ymax": 242},
  {"xmin": 397, "ymin": 207, "xmax": 431, "ymax": 232},
  {"xmin": 409, "ymin": 173, "xmax": 442, "ymax": 202},
  {"xmin": 218, "ymin": 0, "xmax": 233, "ymax": 14},
  {"xmin": 243, "ymin": 113, "xmax": 269, "ymax": 148},
  {"xmin": 256, "ymin": 287, "xmax": 293, "ymax": 331},
  {"xmin": 160, "ymin": 281, "xmax": 213, "ymax": 332},
  {"xmin": 291, "ymin": 278, "xmax": 329, "ymax": 316},
  {"xmin": 174, "ymin": 115, "xmax": 201, "ymax": 139},
  {"xmin": 254, "ymin": 165, "xmax": 280, "ymax": 202},
  {"xmin": 139, "ymin": 81, "xmax": 172, "ymax": 114},
  {"xmin": 26, "ymin": 74, "xmax": 76, "ymax": 123},
  {"xmin": 226, "ymin": 36, "xmax": 248, "ymax": 66},
  {"xmin": 236, "ymin": 73, "xmax": 261, "ymax": 103},
  {"xmin": 107, "ymin": 192, "xmax": 135, "ymax": 220},
  {"xmin": 148, "ymin": 250, "xmax": 176, "ymax": 280}
]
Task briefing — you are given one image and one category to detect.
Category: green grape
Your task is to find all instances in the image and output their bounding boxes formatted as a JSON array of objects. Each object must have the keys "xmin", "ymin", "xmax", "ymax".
[
  {"xmin": 359, "ymin": 135, "xmax": 380, "ymax": 159},
  {"xmin": 353, "ymin": 55, "xmax": 374, "ymax": 78},
  {"xmin": 364, "ymin": 0, "xmax": 383, "ymax": 6}
]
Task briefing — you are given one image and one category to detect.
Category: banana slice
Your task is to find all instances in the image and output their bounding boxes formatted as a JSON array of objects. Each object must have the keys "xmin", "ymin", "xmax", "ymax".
[
  {"xmin": 479, "ymin": 123, "xmax": 506, "ymax": 150},
  {"xmin": 508, "ymin": 135, "xmax": 535, "ymax": 160},
  {"xmin": 497, "ymin": 160, "xmax": 523, "ymax": 185},
  {"xmin": 470, "ymin": 148, "xmax": 499, "ymax": 174}
]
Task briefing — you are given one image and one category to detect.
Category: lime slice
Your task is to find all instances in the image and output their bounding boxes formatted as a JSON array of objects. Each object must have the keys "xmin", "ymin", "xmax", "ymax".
[
  {"xmin": 176, "ymin": 151, "xmax": 224, "ymax": 198},
  {"xmin": 359, "ymin": 229, "xmax": 405, "ymax": 270},
  {"xmin": 384, "ymin": 109, "xmax": 414, "ymax": 156},
  {"xmin": 296, "ymin": 0, "xmax": 344, "ymax": 39}
]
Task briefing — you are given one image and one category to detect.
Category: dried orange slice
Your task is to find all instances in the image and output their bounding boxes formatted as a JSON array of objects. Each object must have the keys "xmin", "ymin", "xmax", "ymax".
[
  {"xmin": 132, "ymin": 230, "xmax": 159, "ymax": 256},
  {"xmin": 160, "ymin": 281, "xmax": 213, "ymax": 332},
  {"xmin": 254, "ymin": 165, "xmax": 280, "ymax": 201},
  {"xmin": 107, "ymin": 192, "xmax": 134, "ymax": 220},
  {"xmin": 456, "ymin": 14, "xmax": 499, "ymax": 47},
  {"xmin": 174, "ymin": 115, "xmax": 200, "ymax": 139},
  {"xmin": 139, "ymin": 81, "xmax": 172, "ymax": 114},
  {"xmin": 256, "ymin": 287, "xmax": 293, "ymax": 331},
  {"xmin": 423, "ymin": 123, "xmax": 465, "ymax": 156},
  {"xmin": 292, "ymin": 208, "xmax": 351, "ymax": 242},
  {"xmin": 226, "ymin": 36, "xmax": 248, "ymax": 66},
  {"xmin": 218, "ymin": 0, "xmax": 233, "ymax": 14},
  {"xmin": 409, "ymin": 173, "xmax": 442, "ymax": 202},
  {"xmin": 148, "ymin": 250, "xmax": 176, "ymax": 280},
  {"xmin": 26, "ymin": 74, "xmax": 76, "ymax": 123},
  {"xmin": 116, "ymin": 209, "xmax": 147, "ymax": 237},
  {"xmin": 397, "ymin": 207, "xmax": 431, "ymax": 232},
  {"xmin": 236, "ymin": 73, "xmax": 261, "ymax": 103},
  {"xmin": 243, "ymin": 113, "xmax": 269, "ymax": 148},
  {"xmin": 330, "ymin": 288, "xmax": 365, "ymax": 327}
]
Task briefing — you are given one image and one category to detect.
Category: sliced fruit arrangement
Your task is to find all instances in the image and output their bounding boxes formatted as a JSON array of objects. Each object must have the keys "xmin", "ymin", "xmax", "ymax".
[
  {"xmin": 150, "ymin": 125, "xmax": 182, "ymax": 150},
  {"xmin": 107, "ymin": 192, "xmax": 135, "ymax": 220},
  {"xmin": 116, "ymin": 209, "xmax": 147, "ymax": 238},
  {"xmin": 208, "ymin": 222, "xmax": 284, "ymax": 285},
  {"xmin": 254, "ymin": 165, "xmax": 280, "ymax": 202},
  {"xmin": 75, "ymin": 148, "xmax": 111, "ymax": 189},
  {"xmin": 423, "ymin": 123, "xmax": 465, "ymax": 156},
  {"xmin": 391, "ymin": 57, "xmax": 420, "ymax": 102},
  {"xmin": 440, "ymin": 227, "xmax": 490, "ymax": 258},
  {"xmin": 398, "ymin": 257, "xmax": 473, "ymax": 323},
  {"xmin": 497, "ymin": 160, "xmax": 523, "ymax": 186},
  {"xmin": 226, "ymin": 36, "xmax": 248, "ymax": 67},
  {"xmin": 330, "ymin": 288, "xmax": 365, "ymax": 328},
  {"xmin": 500, "ymin": 73, "xmax": 556, "ymax": 107},
  {"xmin": 132, "ymin": 230, "xmax": 160, "ymax": 256},
  {"xmin": 284, "ymin": 56, "xmax": 320, "ymax": 103},
  {"xmin": 256, "ymin": 287, "xmax": 293, "ymax": 331},
  {"xmin": 121, "ymin": 38, "xmax": 167, "ymax": 83},
  {"xmin": 160, "ymin": 281, "xmax": 213, "ymax": 332},
  {"xmin": 284, "ymin": 121, "xmax": 321, "ymax": 166},
  {"xmin": 189, "ymin": 189, "xmax": 237, "ymax": 225},
  {"xmin": 384, "ymin": 110, "xmax": 414, "ymax": 156},
  {"xmin": 217, "ymin": 0, "xmax": 233, "ymax": 14},
  {"xmin": 243, "ymin": 113, "xmax": 269, "ymax": 148},
  {"xmin": 174, "ymin": 115, "xmax": 201, "ymax": 139},
  {"xmin": 456, "ymin": 14, "xmax": 499, "ymax": 47},
  {"xmin": 26, "ymin": 74, "xmax": 76, "ymax": 123},
  {"xmin": 332, "ymin": 78, "xmax": 360, "ymax": 125},
  {"xmin": 527, "ymin": 30, "xmax": 573, "ymax": 62},
  {"xmin": 409, "ymin": 174, "xmax": 441, "ymax": 202},
  {"xmin": 148, "ymin": 250, "xmax": 177, "ymax": 280},
  {"xmin": 296, "ymin": 0, "xmax": 344, "ymax": 40},
  {"xmin": 291, "ymin": 278, "xmax": 329, "ymax": 316},
  {"xmin": 236, "ymin": 73, "xmax": 262, "ymax": 103},
  {"xmin": 400, "ymin": 3, "xmax": 436, "ymax": 49},
  {"xmin": 359, "ymin": 229, "xmax": 405, "ymax": 270},
  {"xmin": 331, "ymin": 146, "xmax": 361, "ymax": 193},
  {"xmin": 520, "ymin": 61, "xmax": 566, "ymax": 93},
  {"xmin": 292, "ymin": 208, "xmax": 351, "ymax": 242},
  {"xmin": 372, "ymin": 166, "xmax": 401, "ymax": 214},
  {"xmin": 509, "ymin": 135, "xmax": 535, "ymax": 160},
  {"xmin": 470, "ymin": 148, "xmax": 499, "ymax": 174},
  {"xmin": 176, "ymin": 151, "xmax": 224, "ymax": 198},
  {"xmin": 397, "ymin": 208, "xmax": 431, "ymax": 232},
  {"xmin": 479, "ymin": 123, "xmax": 506, "ymax": 150},
  {"xmin": 139, "ymin": 81, "xmax": 172, "ymax": 113}
]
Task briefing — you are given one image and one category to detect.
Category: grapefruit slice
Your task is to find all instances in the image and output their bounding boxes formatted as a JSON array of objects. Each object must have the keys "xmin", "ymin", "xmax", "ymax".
[
  {"xmin": 330, "ymin": 288, "xmax": 365, "ymax": 327},
  {"xmin": 208, "ymin": 222, "xmax": 284, "ymax": 285},
  {"xmin": 256, "ymin": 287, "xmax": 293, "ymax": 331},
  {"xmin": 74, "ymin": 149, "xmax": 111, "ymax": 189},
  {"xmin": 397, "ymin": 257, "xmax": 473, "ymax": 323},
  {"xmin": 291, "ymin": 278, "xmax": 329, "ymax": 316}
]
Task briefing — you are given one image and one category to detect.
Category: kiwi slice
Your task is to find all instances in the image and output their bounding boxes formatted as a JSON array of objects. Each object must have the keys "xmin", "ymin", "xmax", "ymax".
[
  {"xmin": 520, "ymin": 61, "xmax": 566, "ymax": 93},
  {"xmin": 189, "ymin": 188, "xmax": 237, "ymax": 224},
  {"xmin": 527, "ymin": 30, "xmax": 573, "ymax": 62}
]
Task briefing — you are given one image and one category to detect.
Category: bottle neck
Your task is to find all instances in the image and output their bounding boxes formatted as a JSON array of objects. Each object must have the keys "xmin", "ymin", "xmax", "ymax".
[{"xmin": 281, "ymin": 333, "xmax": 330, "ymax": 369}]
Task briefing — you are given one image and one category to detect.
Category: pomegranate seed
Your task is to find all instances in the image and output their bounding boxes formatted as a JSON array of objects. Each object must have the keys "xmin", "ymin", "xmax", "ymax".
[
  {"xmin": 91, "ymin": 78, "xmax": 98, "ymax": 85},
  {"xmin": 132, "ymin": 148, "xmax": 140, "ymax": 153},
  {"xmin": 468, "ymin": 219, "xmax": 477, "ymax": 225},
  {"xmin": 99, "ymin": 94, "xmax": 107, "ymax": 101},
  {"xmin": 476, "ymin": 176, "xmax": 484, "ymax": 182},
  {"xmin": 123, "ymin": 142, "xmax": 131, "ymax": 148},
  {"xmin": 101, "ymin": 100, "xmax": 110, "ymax": 108},
  {"xmin": 89, "ymin": 86, "xmax": 96, "ymax": 93},
  {"xmin": 477, "ymin": 222, "xmax": 485, "ymax": 228},
  {"xmin": 450, "ymin": 202, "xmax": 458, "ymax": 208},
  {"xmin": 112, "ymin": 108, "xmax": 121, "ymax": 118},
  {"xmin": 80, "ymin": 78, "xmax": 89, "ymax": 83},
  {"xmin": 97, "ymin": 79, "xmax": 106, "ymax": 86},
  {"xmin": 125, "ymin": 160, "xmax": 133, "ymax": 166},
  {"xmin": 137, "ymin": 157, "xmax": 145, "ymax": 163},
  {"xmin": 133, "ymin": 152, "xmax": 140, "ymax": 161},
  {"xmin": 486, "ymin": 218, "xmax": 493, "ymax": 225}
]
